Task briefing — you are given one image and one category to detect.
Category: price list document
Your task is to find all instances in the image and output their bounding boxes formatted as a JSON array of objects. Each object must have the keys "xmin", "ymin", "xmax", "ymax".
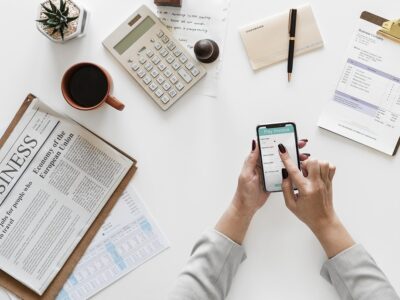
[
  {"xmin": 57, "ymin": 185, "xmax": 169, "ymax": 300},
  {"xmin": 319, "ymin": 18, "xmax": 400, "ymax": 155}
]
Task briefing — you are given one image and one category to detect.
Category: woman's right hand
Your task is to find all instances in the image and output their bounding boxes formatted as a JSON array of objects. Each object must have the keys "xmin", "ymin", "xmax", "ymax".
[{"xmin": 278, "ymin": 143, "xmax": 355, "ymax": 258}]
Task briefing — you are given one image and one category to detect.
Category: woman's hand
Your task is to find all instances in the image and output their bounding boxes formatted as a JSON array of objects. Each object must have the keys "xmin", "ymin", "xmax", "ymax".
[
  {"xmin": 232, "ymin": 139, "xmax": 310, "ymax": 218},
  {"xmin": 215, "ymin": 139, "xmax": 310, "ymax": 244},
  {"xmin": 279, "ymin": 144, "xmax": 355, "ymax": 258}
]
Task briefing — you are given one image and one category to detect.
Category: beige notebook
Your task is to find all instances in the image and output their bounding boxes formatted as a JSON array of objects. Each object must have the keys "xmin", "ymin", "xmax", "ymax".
[{"xmin": 239, "ymin": 3, "xmax": 324, "ymax": 70}]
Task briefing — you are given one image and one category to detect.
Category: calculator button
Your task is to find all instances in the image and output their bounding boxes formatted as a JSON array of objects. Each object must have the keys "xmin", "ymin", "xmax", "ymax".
[
  {"xmin": 178, "ymin": 69, "xmax": 192, "ymax": 83},
  {"xmin": 172, "ymin": 61, "xmax": 181, "ymax": 70},
  {"xmin": 158, "ymin": 63, "xmax": 166, "ymax": 71},
  {"xmin": 149, "ymin": 82, "xmax": 158, "ymax": 91},
  {"xmin": 161, "ymin": 35, "xmax": 169, "ymax": 43},
  {"xmin": 143, "ymin": 76, "xmax": 152, "ymax": 85},
  {"xmin": 185, "ymin": 62, "xmax": 194, "ymax": 70},
  {"xmin": 166, "ymin": 56, "xmax": 175, "ymax": 64},
  {"xmin": 157, "ymin": 76, "xmax": 165, "ymax": 84},
  {"xmin": 167, "ymin": 42, "xmax": 176, "ymax": 51},
  {"xmin": 144, "ymin": 62, "xmax": 153, "ymax": 71},
  {"xmin": 173, "ymin": 49, "xmax": 182, "ymax": 57},
  {"xmin": 161, "ymin": 95, "xmax": 170, "ymax": 104},
  {"xmin": 157, "ymin": 30, "xmax": 164, "ymax": 38},
  {"xmin": 151, "ymin": 56, "xmax": 161, "ymax": 65},
  {"xmin": 146, "ymin": 50, "xmax": 154, "ymax": 58},
  {"xmin": 191, "ymin": 67, "xmax": 200, "ymax": 77},
  {"xmin": 170, "ymin": 75, "xmax": 178, "ymax": 84},
  {"xmin": 154, "ymin": 42, "xmax": 162, "ymax": 50},
  {"xmin": 160, "ymin": 48, "xmax": 169, "ymax": 57},
  {"xmin": 139, "ymin": 57, "xmax": 147, "ymax": 64},
  {"xmin": 179, "ymin": 55, "xmax": 188, "ymax": 64},
  {"xmin": 151, "ymin": 69, "xmax": 159, "ymax": 78},
  {"xmin": 131, "ymin": 63, "xmax": 140, "ymax": 71},
  {"xmin": 176, "ymin": 82, "xmax": 185, "ymax": 91},
  {"xmin": 155, "ymin": 88, "xmax": 164, "ymax": 97},
  {"xmin": 162, "ymin": 82, "xmax": 171, "ymax": 91},
  {"xmin": 164, "ymin": 68, "xmax": 173, "ymax": 78},
  {"xmin": 137, "ymin": 69, "xmax": 146, "ymax": 78},
  {"xmin": 169, "ymin": 89, "xmax": 177, "ymax": 98}
]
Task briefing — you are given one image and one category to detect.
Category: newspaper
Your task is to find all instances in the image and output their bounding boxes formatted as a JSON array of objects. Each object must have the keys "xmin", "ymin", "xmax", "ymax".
[
  {"xmin": 57, "ymin": 184, "xmax": 169, "ymax": 299},
  {"xmin": 0, "ymin": 98, "xmax": 133, "ymax": 295}
]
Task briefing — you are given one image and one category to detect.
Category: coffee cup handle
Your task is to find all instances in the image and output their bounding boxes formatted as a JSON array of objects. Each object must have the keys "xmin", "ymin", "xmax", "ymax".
[{"xmin": 106, "ymin": 95, "xmax": 125, "ymax": 111}]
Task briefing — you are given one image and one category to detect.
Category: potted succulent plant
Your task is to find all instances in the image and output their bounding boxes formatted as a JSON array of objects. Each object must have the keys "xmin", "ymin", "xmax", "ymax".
[{"xmin": 36, "ymin": 0, "xmax": 87, "ymax": 43}]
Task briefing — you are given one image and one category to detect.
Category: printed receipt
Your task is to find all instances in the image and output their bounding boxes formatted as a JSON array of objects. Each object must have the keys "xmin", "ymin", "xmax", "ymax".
[
  {"xmin": 157, "ymin": 0, "xmax": 230, "ymax": 98},
  {"xmin": 56, "ymin": 185, "xmax": 169, "ymax": 300}
]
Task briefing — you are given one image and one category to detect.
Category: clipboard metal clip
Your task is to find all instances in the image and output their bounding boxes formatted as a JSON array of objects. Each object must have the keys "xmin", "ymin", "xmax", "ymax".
[{"xmin": 378, "ymin": 19, "xmax": 400, "ymax": 43}]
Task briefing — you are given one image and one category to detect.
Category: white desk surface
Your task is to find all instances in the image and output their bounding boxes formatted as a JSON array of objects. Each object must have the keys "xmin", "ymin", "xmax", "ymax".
[{"xmin": 1, "ymin": 0, "xmax": 399, "ymax": 299}]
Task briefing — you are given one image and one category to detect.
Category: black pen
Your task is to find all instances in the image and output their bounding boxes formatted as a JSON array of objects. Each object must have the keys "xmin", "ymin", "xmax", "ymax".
[{"xmin": 287, "ymin": 8, "xmax": 297, "ymax": 82}]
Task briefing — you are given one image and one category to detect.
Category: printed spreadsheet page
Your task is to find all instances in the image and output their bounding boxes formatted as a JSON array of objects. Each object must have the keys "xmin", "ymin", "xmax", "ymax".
[{"xmin": 318, "ymin": 18, "xmax": 400, "ymax": 155}]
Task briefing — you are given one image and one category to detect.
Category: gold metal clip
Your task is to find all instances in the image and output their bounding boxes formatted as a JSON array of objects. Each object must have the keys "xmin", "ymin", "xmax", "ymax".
[{"xmin": 378, "ymin": 19, "xmax": 400, "ymax": 43}]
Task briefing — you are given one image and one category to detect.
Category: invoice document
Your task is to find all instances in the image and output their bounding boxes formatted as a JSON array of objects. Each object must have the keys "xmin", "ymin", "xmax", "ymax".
[{"xmin": 318, "ymin": 16, "xmax": 400, "ymax": 155}]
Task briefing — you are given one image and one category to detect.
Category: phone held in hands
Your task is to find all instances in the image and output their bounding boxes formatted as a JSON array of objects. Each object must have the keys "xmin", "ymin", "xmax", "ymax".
[{"xmin": 256, "ymin": 122, "xmax": 300, "ymax": 192}]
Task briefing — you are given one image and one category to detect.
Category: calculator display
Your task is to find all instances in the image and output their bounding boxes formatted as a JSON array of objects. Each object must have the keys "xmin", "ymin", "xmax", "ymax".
[{"xmin": 114, "ymin": 16, "xmax": 156, "ymax": 55}]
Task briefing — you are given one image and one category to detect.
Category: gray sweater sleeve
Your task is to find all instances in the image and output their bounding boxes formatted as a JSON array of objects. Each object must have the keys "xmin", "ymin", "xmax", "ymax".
[
  {"xmin": 321, "ymin": 244, "xmax": 400, "ymax": 300},
  {"xmin": 168, "ymin": 229, "xmax": 246, "ymax": 300}
]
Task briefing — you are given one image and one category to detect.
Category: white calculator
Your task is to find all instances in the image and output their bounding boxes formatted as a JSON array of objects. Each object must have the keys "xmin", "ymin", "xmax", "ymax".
[{"xmin": 103, "ymin": 5, "xmax": 207, "ymax": 111}]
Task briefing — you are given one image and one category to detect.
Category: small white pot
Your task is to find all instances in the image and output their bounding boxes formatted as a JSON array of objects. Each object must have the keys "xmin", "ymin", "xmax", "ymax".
[{"xmin": 36, "ymin": 0, "xmax": 87, "ymax": 43}]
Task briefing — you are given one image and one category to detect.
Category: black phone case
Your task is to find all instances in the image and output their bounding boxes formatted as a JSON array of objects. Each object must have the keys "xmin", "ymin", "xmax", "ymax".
[{"xmin": 256, "ymin": 122, "xmax": 301, "ymax": 193}]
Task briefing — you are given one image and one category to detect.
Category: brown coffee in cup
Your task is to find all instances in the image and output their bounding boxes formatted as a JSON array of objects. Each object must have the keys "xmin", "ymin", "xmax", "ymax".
[{"xmin": 62, "ymin": 62, "xmax": 124, "ymax": 111}]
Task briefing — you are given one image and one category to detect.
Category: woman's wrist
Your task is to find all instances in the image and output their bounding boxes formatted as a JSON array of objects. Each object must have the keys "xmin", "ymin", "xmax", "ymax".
[
  {"xmin": 309, "ymin": 216, "xmax": 355, "ymax": 258},
  {"xmin": 231, "ymin": 193, "xmax": 258, "ymax": 219},
  {"xmin": 215, "ymin": 197, "xmax": 256, "ymax": 245}
]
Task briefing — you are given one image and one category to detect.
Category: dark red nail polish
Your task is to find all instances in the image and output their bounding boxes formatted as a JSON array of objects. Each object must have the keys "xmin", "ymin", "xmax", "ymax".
[
  {"xmin": 278, "ymin": 143, "xmax": 286, "ymax": 153},
  {"xmin": 252, "ymin": 140, "xmax": 256, "ymax": 151},
  {"xmin": 303, "ymin": 153, "xmax": 311, "ymax": 157},
  {"xmin": 282, "ymin": 168, "xmax": 288, "ymax": 179},
  {"xmin": 300, "ymin": 139, "xmax": 309, "ymax": 142}
]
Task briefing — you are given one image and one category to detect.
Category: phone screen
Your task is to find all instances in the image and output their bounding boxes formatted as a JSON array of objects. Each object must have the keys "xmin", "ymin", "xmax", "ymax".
[{"xmin": 257, "ymin": 123, "xmax": 299, "ymax": 192}]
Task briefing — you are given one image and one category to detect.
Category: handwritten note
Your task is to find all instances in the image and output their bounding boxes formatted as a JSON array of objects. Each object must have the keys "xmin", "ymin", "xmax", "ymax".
[{"xmin": 157, "ymin": 0, "xmax": 230, "ymax": 98}]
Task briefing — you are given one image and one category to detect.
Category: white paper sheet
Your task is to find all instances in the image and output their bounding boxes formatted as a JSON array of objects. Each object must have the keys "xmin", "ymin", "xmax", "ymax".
[
  {"xmin": 157, "ymin": 0, "xmax": 230, "ymax": 98},
  {"xmin": 56, "ymin": 185, "xmax": 169, "ymax": 300}
]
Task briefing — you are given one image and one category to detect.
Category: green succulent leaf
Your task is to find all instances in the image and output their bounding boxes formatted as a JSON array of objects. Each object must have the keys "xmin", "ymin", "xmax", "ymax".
[
  {"xmin": 43, "ymin": 11, "xmax": 58, "ymax": 19},
  {"xmin": 49, "ymin": 0, "xmax": 57, "ymax": 13},
  {"xmin": 47, "ymin": 19, "xmax": 59, "ymax": 25},
  {"xmin": 40, "ymin": 3, "xmax": 52, "ymax": 13},
  {"xmin": 67, "ymin": 16, "xmax": 78, "ymax": 22},
  {"xmin": 60, "ymin": 28, "xmax": 65, "ymax": 40},
  {"xmin": 36, "ymin": 19, "xmax": 49, "ymax": 23},
  {"xmin": 60, "ymin": 0, "xmax": 66, "ymax": 12},
  {"xmin": 64, "ymin": 7, "xmax": 69, "ymax": 17}
]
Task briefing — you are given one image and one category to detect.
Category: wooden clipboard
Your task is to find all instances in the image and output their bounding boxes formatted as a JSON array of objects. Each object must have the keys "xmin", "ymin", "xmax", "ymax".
[{"xmin": 0, "ymin": 94, "xmax": 138, "ymax": 299}]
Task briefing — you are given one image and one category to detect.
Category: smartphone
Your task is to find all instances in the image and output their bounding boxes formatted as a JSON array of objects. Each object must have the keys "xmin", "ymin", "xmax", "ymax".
[{"xmin": 256, "ymin": 122, "xmax": 300, "ymax": 192}]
